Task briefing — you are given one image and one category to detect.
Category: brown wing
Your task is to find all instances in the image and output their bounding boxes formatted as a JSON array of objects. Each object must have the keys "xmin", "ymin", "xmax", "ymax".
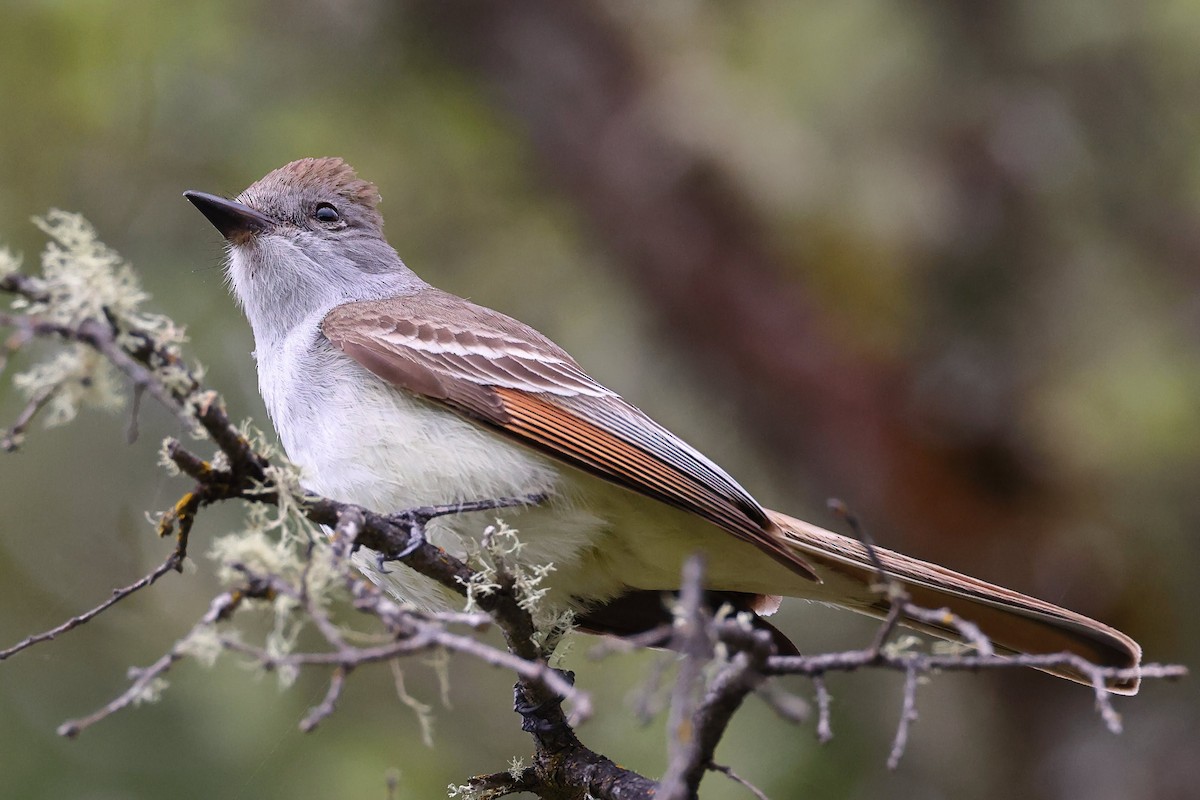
[{"xmin": 321, "ymin": 289, "xmax": 818, "ymax": 582}]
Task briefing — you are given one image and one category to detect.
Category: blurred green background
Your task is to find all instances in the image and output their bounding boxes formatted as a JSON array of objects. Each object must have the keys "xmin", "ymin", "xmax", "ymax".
[{"xmin": 1, "ymin": 1, "xmax": 1197, "ymax": 798}]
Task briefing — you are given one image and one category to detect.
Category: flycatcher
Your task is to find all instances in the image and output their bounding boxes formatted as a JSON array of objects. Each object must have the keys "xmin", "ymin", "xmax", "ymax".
[{"xmin": 185, "ymin": 158, "xmax": 1140, "ymax": 692}]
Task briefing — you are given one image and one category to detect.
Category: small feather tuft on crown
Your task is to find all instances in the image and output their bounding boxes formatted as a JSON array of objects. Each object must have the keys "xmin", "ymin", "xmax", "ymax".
[
  {"xmin": 270, "ymin": 157, "xmax": 381, "ymax": 208},
  {"xmin": 237, "ymin": 157, "xmax": 385, "ymax": 229}
]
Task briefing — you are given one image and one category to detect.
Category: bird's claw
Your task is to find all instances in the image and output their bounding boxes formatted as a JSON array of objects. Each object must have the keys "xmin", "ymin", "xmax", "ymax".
[{"xmin": 392, "ymin": 527, "xmax": 425, "ymax": 560}]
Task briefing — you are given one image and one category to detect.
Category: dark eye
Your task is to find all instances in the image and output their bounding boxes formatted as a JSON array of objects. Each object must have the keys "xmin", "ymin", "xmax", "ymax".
[{"xmin": 314, "ymin": 202, "xmax": 341, "ymax": 223}]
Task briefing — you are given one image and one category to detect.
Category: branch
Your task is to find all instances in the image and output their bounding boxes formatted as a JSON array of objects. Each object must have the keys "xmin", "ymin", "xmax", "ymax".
[{"xmin": 0, "ymin": 272, "xmax": 49, "ymax": 303}]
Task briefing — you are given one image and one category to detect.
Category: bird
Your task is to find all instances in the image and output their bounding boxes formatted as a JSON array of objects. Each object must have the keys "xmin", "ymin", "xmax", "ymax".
[{"xmin": 185, "ymin": 157, "xmax": 1140, "ymax": 693}]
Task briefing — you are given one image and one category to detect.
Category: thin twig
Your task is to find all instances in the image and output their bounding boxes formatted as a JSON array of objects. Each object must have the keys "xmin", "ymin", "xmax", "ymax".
[
  {"xmin": 767, "ymin": 649, "xmax": 1181, "ymax": 684},
  {"xmin": 0, "ymin": 548, "xmax": 184, "ymax": 661},
  {"xmin": 587, "ymin": 623, "xmax": 674, "ymax": 658},
  {"xmin": 813, "ymin": 676, "xmax": 833, "ymax": 744},
  {"xmin": 0, "ymin": 328, "xmax": 32, "ymax": 379},
  {"xmin": 902, "ymin": 602, "xmax": 994, "ymax": 657},
  {"xmin": 1, "ymin": 382, "xmax": 58, "ymax": 452},
  {"xmin": 627, "ymin": 649, "xmax": 675, "ymax": 726},
  {"xmin": 659, "ymin": 560, "xmax": 780, "ymax": 799},
  {"xmin": 1092, "ymin": 673, "xmax": 1124, "ymax": 734},
  {"xmin": 866, "ymin": 597, "xmax": 906, "ymax": 655},
  {"xmin": 57, "ymin": 590, "xmax": 245, "ymax": 737},
  {"xmin": 0, "ymin": 273, "xmax": 49, "ymax": 303},
  {"xmin": 756, "ymin": 682, "xmax": 810, "ymax": 725},
  {"xmin": 828, "ymin": 498, "xmax": 889, "ymax": 583},
  {"xmin": 125, "ymin": 381, "xmax": 144, "ymax": 443},
  {"xmin": 300, "ymin": 666, "xmax": 350, "ymax": 733},
  {"xmin": 708, "ymin": 762, "xmax": 771, "ymax": 800},
  {"xmin": 887, "ymin": 666, "xmax": 920, "ymax": 769},
  {"xmin": 78, "ymin": 318, "xmax": 198, "ymax": 433},
  {"xmin": 658, "ymin": 555, "xmax": 711, "ymax": 799}
]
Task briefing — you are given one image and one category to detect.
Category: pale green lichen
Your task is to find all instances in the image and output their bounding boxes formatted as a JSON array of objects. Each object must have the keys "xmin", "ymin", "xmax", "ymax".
[
  {"xmin": 156, "ymin": 437, "xmax": 182, "ymax": 477},
  {"xmin": 393, "ymin": 664, "xmax": 436, "ymax": 747},
  {"xmin": 12, "ymin": 347, "xmax": 125, "ymax": 427},
  {"xmin": 462, "ymin": 522, "xmax": 574, "ymax": 652},
  {"xmin": 426, "ymin": 648, "xmax": 453, "ymax": 710},
  {"xmin": 0, "ymin": 246, "xmax": 20, "ymax": 277},
  {"xmin": 882, "ymin": 634, "xmax": 924, "ymax": 658},
  {"xmin": 6, "ymin": 212, "xmax": 191, "ymax": 432},
  {"xmin": 205, "ymin": 424, "xmax": 351, "ymax": 689},
  {"xmin": 130, "ymin": 676, "xmax": 170, "ymax": 706},
  {"xmin": 931, "ymin": 639, "xmax": 975, "ymax": 656},
  {"xmin": 177, "ymin": 625, "xmax": 225, "ymax": 668},
  {"xmin": 25, "ymin": 211, "xmax": 184, "ymax": 341},
  {"xmin": 209, "ymin": 518, "xmax": 336, "ymax": 691},
  {"xmin": 446, "ymin": 781, "xmax": 495, "ymax": 800}
]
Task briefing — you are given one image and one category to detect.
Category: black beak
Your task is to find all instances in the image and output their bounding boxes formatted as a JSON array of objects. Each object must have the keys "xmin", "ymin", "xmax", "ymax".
[{"xmin": 183, "ymin": 191, "xmax": 274, "ymax": 242}]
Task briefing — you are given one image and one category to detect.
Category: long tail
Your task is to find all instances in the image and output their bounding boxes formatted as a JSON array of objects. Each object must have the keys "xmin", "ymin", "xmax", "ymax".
[{"xmin": 766, "ymin": 510, "xmax": 1142, "ymax": 694}]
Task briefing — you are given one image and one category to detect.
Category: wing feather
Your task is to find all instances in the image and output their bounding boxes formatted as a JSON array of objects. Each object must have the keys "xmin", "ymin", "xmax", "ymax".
[{"xmin": 321, "ymin": 290, "xmax": 818, "ymax": 582}]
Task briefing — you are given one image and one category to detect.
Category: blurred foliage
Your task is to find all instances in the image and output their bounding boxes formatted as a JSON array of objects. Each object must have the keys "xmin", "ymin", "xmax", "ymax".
[{"xmin": 1, "ymin": 1, "xmax": 1197, "ymax": 799}]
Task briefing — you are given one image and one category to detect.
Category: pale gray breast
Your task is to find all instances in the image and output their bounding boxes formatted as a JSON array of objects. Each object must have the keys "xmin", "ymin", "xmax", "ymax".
[{"xmin": 260, "ymin": 326, "xmax": 565, "ymax": 515}]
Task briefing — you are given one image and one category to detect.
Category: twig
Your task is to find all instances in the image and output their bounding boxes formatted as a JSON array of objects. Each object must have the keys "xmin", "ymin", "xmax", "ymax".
[
  {"xmin": 626, "ymin": 648, "xmax": 675, "ymax": 726},
  {"xmin": 300, "ymin": 666, "xmax": 350, "ymax": 733},
  {"xmin": 125, "ymin": 381, "xmax": 144, "ymax": 443},
  {"xmin": 0, "ymin": 273, "xmax": 49, "ymax": 303},
  {"xmin": 0, "ymin": 548, "xmax": 184, "ymax": 661},
  {"xmin": 887, "ymin": 666, "xmax": 920, "ymax": 769},
  {"xmin": 778, "ymin": 648, "xmax": 1090, "ymax": 682},
  {"xmin": 0, "ymin": 328, "xmax": 32, "ymax": 379},
  {"xmin": 813, "ymin": 675, "xmax": 833, "ymax": 744},
  {"xmin": 1092, "ymin": 673, "xmax": 1124, "ymax": 735},
  {"xmin": 389, "ymin": 660, "xmax": 436, "ymax": 746},
  {"xmin": 587, "ymin": 623, "xmax": 674, "ymax": 658},
  {"xmin": 659, "ymin": 556, "xmax": 781, "ymax": 799},
  {"xmin": 0, "ymin": 311, "xmax": 201, "ymax": 438},
  {"xmin": 902, "ymin": 602, "xmax": 994, "ymax": 657},
  {"xmin": 78, "ymin": 317, "xmax": 199, "ymax": 434},
  {"xmin": 708, "ymin": 762, "xmax": 771, "ymax": 800},
  {"xmin": 295, "ymin": 544, "xmax": 352, "ymax": 653},
  {"xmin": 866, "ymin": 597, "xmax": 905, "ymax": 655},
  {"xmin": 1, "ymin": 382, "xmax": 58, "ymax": 451},
  {"xmin": 57, "ymin": 590, "xmax": 245, "ymax": 738},
  {"xmin": 767, "ymin": 649, "xmax": 1182, "ymax": 685},
  {"xmin": 828, "ymin": 498, "xmax": 888, "ymax": 582},
  {"xmin": 658, "ymin": 555, "xmax": 711, "ymax": 800},
  {"xmin": 756, "ymin": 682, "xmax": 810, "ymax": 725}
]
